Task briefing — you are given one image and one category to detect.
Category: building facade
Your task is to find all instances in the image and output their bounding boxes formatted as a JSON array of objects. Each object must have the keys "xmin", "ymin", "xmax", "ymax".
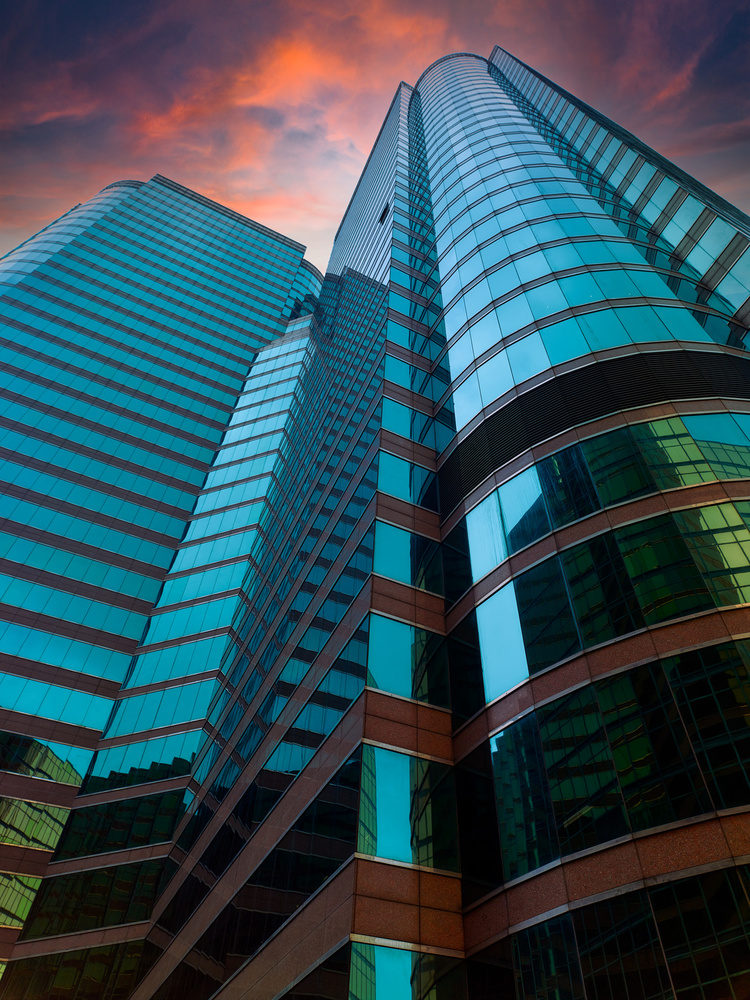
[{"xmin": 1, "ymin": 46, "xmax": 750, "ymax": 999}]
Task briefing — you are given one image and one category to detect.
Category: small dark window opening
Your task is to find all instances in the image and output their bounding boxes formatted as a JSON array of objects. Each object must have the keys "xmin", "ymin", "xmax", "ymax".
[{"xmin": 378, "ymin": 203, "xmax": 389, "ymax": 224}]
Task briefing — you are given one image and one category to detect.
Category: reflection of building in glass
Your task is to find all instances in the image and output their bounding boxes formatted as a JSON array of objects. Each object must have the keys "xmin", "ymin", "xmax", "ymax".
[{"xmin": 1, "ymin": 46, "xmax": 750, "ymax": 999}]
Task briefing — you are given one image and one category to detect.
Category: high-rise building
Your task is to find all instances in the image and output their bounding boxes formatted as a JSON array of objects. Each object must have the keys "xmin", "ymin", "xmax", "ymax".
[{"xmin": 1, "ymin": 45, "xmax": 750, "ymax": 1000}]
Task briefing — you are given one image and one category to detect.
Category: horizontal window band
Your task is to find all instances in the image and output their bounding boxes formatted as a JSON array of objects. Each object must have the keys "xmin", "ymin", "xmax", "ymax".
[
  {"xmin": 438, "ymin": 348, "xmax": 750, "ymax": 515},
  {"xmin": 0, "ymin": 604, "xmax": 138, "ymax": 654},
  {"xmin": 0, "ymin": 446, "xmax": 196, "ymax": 520}
]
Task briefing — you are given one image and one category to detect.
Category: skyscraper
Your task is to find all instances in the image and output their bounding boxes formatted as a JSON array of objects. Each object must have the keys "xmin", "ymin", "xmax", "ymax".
[{"xmin": 1, "ymin": 45, "xmax": 750, "ymax": 999}]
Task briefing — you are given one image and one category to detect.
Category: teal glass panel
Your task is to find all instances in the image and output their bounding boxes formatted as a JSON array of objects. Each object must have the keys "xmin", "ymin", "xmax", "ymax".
[
  {"xmin": 537, "ymin": 686, "xmax": 628, "ymax": 854},
  {"xmin": 105, "ymin": 680, "xmax": 214, "ymax": 737},
  {"xmin": 506, "ymin": 330, "xmax": 549, "ymax": 383},
  {"xmin": 349, "ymin": 944, "xmax": 467, "ymax": 1000},
  {"xmin": 476, "ymin": 349, "xmax": 513, "ymax": 404},
  {"xmin": 476, "ymin": 583, "xmax": 529, "ymax": 701},
  {"xmin": 373, "ymin": 521, "xmax": 443, "ymax": 595},
  {"xmin": 367, "ymin": 614, "xmax": 449, "ymax": 708},
  {"xmin": 126, "ymin": 634, "xmax": 229, "ymax": 687},
  {"xmin": 497, "ymin": 465, "xmax": 550, "ymax": 553},
  {"xmin": 358, "ymin": 745, "xmax": 459, "ymax": 870},
  {"xmin": 0, "ymin": 621, "xmax": 132, "ymax": 681},
  {"xmin": 561, "ymin": 533, "xmax": 644, "ymax": 646},
  {"xmin": 465, "ymin": 491, "xmax": 506, "ymax": 580},
  {"xmin": 596, "ymin": 662, "xmax": 711, "ymax": 831},
  {"xmin": 630, "ymin": 417, "xmax": 714, "ymax": 489},
  {"xmin": 490, "ymin": 713, "xmax": 559, "ymax": 879},
  {"xmin": 577, "ymin": 308, "xmax": 631, "ymax": 350},
  {"xmin": 377, "ymin": 452, "xmax": 438, "ymax": 511},
  {"xmin": 381, "ymin": 398, "xmax": 438, "ymax": 449},
  {"xmin": 614, "ymin": 514, "xmax": 713, "ymax": 624},
  {"xmin": 673, "ymin": 503, "xmax": 750, "ymax": 607},
  {"xmin": 540, "ymin": 316, "xmax": 590, "ymax": 365},
  {"xmin": 144, "ymin": 596, "xmax": 237, "ymax": 644},
  {"xmin": 514, "ymin": 558, "xmax": 580, "ymax": 674},
  {"xmin": 683, "ymin": 413, "xmax": 750, "ymax": 480},
  {"xmin": 662, "ymin": 641, "xmax": 750, "ymax": 809},
  {"xmin": 451, "ymin": 371, "xmax": 482, "ymax": 428},
  {"xmin": 0, "ymin": 671, "xmax": 111, "ymax": 728},
  {"xmin": 581, "ymin": 426, "xmax": 656, "ymax": 506}
]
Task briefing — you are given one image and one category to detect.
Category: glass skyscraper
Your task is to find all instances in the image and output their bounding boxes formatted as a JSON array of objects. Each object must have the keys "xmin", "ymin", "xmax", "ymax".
[{"xmin": 1, "ymin": 46, "xmax": 750, "ymax": 999}]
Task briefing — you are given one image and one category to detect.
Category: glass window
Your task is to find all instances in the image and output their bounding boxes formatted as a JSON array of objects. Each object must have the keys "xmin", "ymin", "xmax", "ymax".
[
  {"xmin": 581, "ymin": 426, "xmax": 656, "ymax": 506},
  {"xmin": 498, "ymin": 465, "xmax": 550, "ymax": 553},
  {"xmin": 614, "ymin": 514, "xmax": 714, "ymax": 624},
  {"xmin": 538, "ymin": 443, "xmax": 599, "ymax": 528},
  {"xmin": 476, "ymin": 583, "xmax": 529, "ymax": 701},
  {"xmin": 631, "ymin": 417, "xmax": 713, "ymax": 489},
  {"xmin": 514, "ymin": 558, "xmax": 580, "ymax": 674},
  {"xmin": 367, "ymin": 614, "xmax": 449, "ymax": 708},
  {"xmin": 573, "ymin": 893, "xmax": 673, "ymax": 1000},
  {"xmin": 466, "ymin": 491, "xmax": 507, "ymax": 580},
  {"xmin": 374, "ymin": 521, "xmax": 443, "ymax": 595},
  {"xmin": 537, "ymin": 686, "xmax": 628, "ymax": 854},
  {"xmin": 683, "ymin": 412, "xmax": 750, "ymax": 480},
  {"xmin": 674, "ymin": 503, "xmax": 750, "ymax": 608},
  {"xmin": 358, "ymin": 745, "xmax": 459, "ymax": 871},
  {"xmin": 513, "ymin": 915, "xmax": 585, "ymax": 1000},
  {"xmin": 490, "ymin": 713, "xmax": 559, "ymax": 879},
  {"xmin": 661, "ymin": 641, "xmax": 750, "ymax": 809},
  {"xmin": 477, "ymin": 348, "xmax": 513, "ymax": 405},
  {"xmin": 377, "ymin": 452, "xmax": 439, "ymax": 511},
  {"xmin": 540, "ymin": 316, "xmax": 590, "ymax": 366},
  {"xmin": 648, "ymin": 867, "xmax": 750, "ymax": 999},
  {"xmin": 506, "ymin": 331, "xmax": 550, "ymax": 383},
  {"xmin": 562, "ymin": 533, "xmax": 644, "ymax": 646},
  {"xmin": 595, "ymin": 662, "xmax": 711, "ymax": 831}
]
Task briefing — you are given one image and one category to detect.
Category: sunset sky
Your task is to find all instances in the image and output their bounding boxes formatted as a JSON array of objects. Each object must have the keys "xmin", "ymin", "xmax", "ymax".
[{"xmin": 1, "ymin": 0, "xmax": 748, "ymax": 271}]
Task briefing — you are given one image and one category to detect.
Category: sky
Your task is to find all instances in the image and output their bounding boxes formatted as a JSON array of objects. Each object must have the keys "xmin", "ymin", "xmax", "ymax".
[{"xmin": 1, "ymin": 0, "xmax": 748, "ymax": 272}]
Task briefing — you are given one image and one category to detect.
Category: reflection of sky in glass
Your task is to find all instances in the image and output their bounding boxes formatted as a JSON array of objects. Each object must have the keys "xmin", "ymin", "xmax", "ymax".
[
  {"xmin": 498, "ymin": 465, "xmax": 549, "ymax": 551},
  {"xmin": 453, "ymin": 372, "xmax": 481, "ymax": 428},
  {"xmin": 374, "ymin": 945, "xmax": 413, "ymax": 1000},
  {"xmin": 477, "ymin": 583, "xmax": 528, "ymax": 702},
  {"xmin": 466, "ymin": 493, "xmax": 506, "ymax": 580},
  {"xmin": 367, "ymin": 614, "xmax": 412, "ymax": 699},
  {"xmin": 686, "ymin": 413, "xmax": 750, "ymax": 446},
  {"xmin": 373, "ymin": 747, "xmax": 413, "ymax": 863}
]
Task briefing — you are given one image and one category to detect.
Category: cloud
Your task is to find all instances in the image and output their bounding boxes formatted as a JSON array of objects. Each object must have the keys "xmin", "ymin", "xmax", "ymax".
[{"xmin": 1, "ymin": 0, "xmax": 748, "ymax": 271}]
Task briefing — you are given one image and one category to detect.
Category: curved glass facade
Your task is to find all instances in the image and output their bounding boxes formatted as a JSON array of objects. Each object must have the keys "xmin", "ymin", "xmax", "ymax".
[{"xmin": 1, "ymin": 46, "xmax": 750, "ymax": 1000}]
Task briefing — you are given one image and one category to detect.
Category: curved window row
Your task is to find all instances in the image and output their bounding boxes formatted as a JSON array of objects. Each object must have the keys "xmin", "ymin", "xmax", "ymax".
[
  {"xmin": 475, "ymin": 639, "xmax": 750, "ymax": 882},
  {"xmin": 445, "ymin": 303, "xmax": 714, "ymax": 430},
  {"xmin": 468, "ymin": 865, "xmax": 750, "ymax": 1000},
  {"xmin": 467, "ymin": 498, "xmax": 750, "ymax": 705},
  {"xmin": 447, "ymin": 410, "xmax": 750, "ymax": 606}
]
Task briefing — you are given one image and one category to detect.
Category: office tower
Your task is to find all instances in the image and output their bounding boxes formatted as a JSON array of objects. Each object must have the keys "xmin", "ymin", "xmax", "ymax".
[{"xmin": 1, "ymin": 43, "xmax": 750, "ymax": 999}]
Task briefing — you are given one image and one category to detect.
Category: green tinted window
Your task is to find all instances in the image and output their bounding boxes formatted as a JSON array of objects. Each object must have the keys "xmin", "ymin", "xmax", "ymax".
[
  {"xmin": 582, "ymin": 426, "xmax": 655, "ymax": 506},
  {"xmin": 596, "ymin": 662, "xmax": 711, "ymax": 830},
  {"xmin": 537, "ymin": 686, "xmax": 627, "ymax": 854},
  {"xmin": 614, "ymin": 514, "xmax": 713, "ymax": 623}
]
